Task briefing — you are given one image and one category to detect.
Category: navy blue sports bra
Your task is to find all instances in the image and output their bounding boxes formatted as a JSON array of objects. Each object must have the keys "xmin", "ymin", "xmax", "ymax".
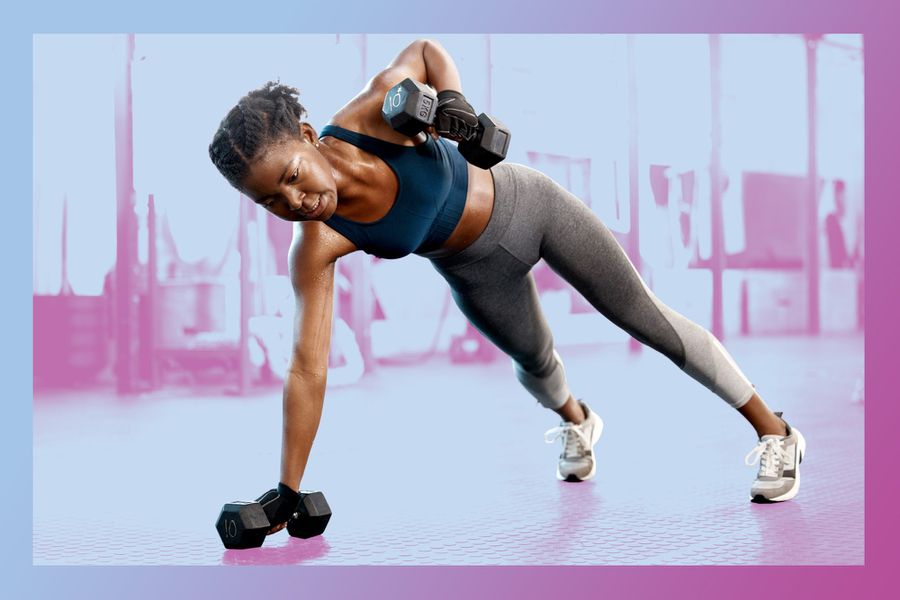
[{"xmin": 320, "ymin": 124, "xmax": 469, "ymax": 259}]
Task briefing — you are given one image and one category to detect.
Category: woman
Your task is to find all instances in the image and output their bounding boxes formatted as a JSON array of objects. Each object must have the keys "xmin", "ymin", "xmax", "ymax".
[{"xmin": 208, "ymin": 39, "xmax": 807, "ymax": 534}]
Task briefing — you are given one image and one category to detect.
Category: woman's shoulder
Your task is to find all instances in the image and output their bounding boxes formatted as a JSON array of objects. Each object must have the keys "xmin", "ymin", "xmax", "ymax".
[
  {"xmin": 324, "ymin": 113, "xmax": 416, "ymax": 147},
  {"xmin": 290, "ymin": 220, "xmax": 358, "ymax": 269},
  {"xmin": 323, "ymin": 70, "xmax": 420, "ymax": 147}
]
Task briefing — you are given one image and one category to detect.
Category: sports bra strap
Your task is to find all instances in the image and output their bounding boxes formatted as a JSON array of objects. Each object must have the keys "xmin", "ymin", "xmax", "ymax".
[{"xmin": 319, "ymin": 124, "xmax": 422, "ymax": 158}]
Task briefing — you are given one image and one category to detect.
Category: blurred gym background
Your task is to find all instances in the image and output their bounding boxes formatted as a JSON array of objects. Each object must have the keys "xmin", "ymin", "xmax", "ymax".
[
  {"xmin": 32, "ymin": 34, "xmax": 864, "ymax": 565},
  {"xmin": 33, "ymin": 34, "xmax": 863, "ymax": 395}
]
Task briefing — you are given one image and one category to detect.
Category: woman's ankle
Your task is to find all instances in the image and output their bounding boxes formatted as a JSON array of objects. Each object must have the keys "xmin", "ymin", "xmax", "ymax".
[
  {"xmin": 554, "ymin": 396, "xmax": 586, "ymax": 424},
  {"xmin": 755, "ymin": 419, "xmax": 788, "ymax": 438}
]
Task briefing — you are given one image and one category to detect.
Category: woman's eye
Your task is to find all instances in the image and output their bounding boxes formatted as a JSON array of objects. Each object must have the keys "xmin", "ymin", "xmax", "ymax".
[{"xmin": 289, "ymin": 168, "xmax": 299, "ymax": 183}]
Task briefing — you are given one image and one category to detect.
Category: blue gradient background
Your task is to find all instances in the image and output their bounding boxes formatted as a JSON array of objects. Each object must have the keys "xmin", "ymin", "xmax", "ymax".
[{"xmin": 5, "ymin": 0, "xmax": 898, "ymax": 597}]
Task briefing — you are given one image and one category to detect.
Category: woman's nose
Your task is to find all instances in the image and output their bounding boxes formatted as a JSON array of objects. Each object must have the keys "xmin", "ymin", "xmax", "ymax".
[{"xmin": 286, "ymin": 192, "xmax": 306, "ymax": 212}]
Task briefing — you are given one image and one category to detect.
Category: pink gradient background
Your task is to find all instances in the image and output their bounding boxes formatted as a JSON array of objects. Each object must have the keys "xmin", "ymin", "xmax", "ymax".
[{"xmin": 12, "ymin": 0, "xmax": 900, "ymax": 597}]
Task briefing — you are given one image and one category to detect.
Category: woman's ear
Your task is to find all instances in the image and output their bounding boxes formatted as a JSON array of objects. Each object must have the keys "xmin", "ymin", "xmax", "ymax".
[{"xmin": 299, "ymin": 121, "xmax": 318, "ymax": 145}]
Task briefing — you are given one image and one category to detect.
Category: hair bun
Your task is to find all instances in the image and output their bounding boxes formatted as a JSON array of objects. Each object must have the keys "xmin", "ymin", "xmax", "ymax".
[
  {"xmin": 209, "ymin": 79, "xmax": 309, "ymax": 187},
  {"xmin": 247, "ymin": 80, "xmax": 306, "ymax": 121}
]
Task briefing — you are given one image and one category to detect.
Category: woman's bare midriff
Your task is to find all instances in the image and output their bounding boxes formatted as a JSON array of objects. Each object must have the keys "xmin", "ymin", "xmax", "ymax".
[{"xmin": 418, "ymin": 164, "xmax": 494, "ymax": 259}]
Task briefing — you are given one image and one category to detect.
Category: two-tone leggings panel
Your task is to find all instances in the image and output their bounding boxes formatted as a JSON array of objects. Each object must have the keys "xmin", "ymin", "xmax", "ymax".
[{"xmin": 428, "ymin": 163, "xmax": 755, "ymax": 411}]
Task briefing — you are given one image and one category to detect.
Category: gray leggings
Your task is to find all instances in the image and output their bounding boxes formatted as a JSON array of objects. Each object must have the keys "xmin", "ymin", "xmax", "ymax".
[{"xmin": 428, "ymin": 163, "xmax": 755, "ymax": 411}]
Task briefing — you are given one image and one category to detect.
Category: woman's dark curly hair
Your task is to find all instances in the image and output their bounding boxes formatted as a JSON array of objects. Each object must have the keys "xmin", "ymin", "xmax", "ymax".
[{"xmin": 208, "ymin": 80, "xmax": 308, "ymax": 189}]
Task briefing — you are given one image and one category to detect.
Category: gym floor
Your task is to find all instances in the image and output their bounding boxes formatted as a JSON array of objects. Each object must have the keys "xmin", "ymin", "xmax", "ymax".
[{"xmin": 33, "ymin": 334, "xmax": 864, "ymax": 566}]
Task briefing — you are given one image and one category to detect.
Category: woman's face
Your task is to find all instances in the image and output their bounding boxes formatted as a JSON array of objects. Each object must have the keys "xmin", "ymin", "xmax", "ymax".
[{"xmin": 239, "ymin": 124, "xmax": 338, "ymax": 222}]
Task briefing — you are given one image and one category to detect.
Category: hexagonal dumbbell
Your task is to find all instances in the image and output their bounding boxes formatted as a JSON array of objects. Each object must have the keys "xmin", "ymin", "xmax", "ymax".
[
  {"xmin": 215, "ymin": 498, "xmax": 273, "ymax": 550},
  {"xmin": 381, "ymin": 77, "xmax": 438, "ymax": 137},
  {"xmin": 382, "ymin": 77, "xmax": 510, "ymax": 169},
  {"xmin": 216, "ymin": 489, "xmax": 294, "ymax": 550},
  {"xmin": 216, "ymin": 488, "xmax": 332, "ymax": 549},
  {"xmin": 457, "ymin": 113, "xmax": 511, "ymax": 170},
  {"xmin": 286, "ymin": 491, "xmax": 332, "ymax": 539}
]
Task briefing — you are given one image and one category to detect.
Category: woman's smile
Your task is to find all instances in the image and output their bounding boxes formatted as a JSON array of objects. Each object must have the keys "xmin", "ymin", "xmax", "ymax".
[{"xmin": 298, "ymin": 195, "xmax": 324, "ymax": 217}]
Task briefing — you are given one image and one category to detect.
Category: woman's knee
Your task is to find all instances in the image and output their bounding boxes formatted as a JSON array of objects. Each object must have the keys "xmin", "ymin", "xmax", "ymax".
[{"xmin": 512, "ymin": 348, "xmax": 570, "ymax": 410}]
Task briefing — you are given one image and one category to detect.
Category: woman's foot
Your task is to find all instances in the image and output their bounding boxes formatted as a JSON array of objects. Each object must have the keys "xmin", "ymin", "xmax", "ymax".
[
  {"xmin": 544, "ymin": 400, "xmax": 604, "ymax": 481},
  {"xmin": 744, "ymin": 412, "xmax": 807, "ymax": 502}
]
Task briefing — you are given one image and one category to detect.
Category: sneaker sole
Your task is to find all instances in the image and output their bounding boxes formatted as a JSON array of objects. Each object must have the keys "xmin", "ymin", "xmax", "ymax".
[
  {"xmin": 557, "ymin": 415, "xmax": 604, "ymax": 482},
  {"xmin": 558, "ymin": 464, "xmax": 595, "ymax": 482},
  {"xmin": 750, "ymin": 429, "xmax": 807, "ymax": 502}
]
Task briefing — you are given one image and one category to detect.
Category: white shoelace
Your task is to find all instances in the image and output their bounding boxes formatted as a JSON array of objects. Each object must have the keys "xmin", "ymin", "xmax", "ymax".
[
  {"xmin": 744, "ymin": 438, "xmax": 788, "ymax": 477},
  {"xmin": 544, "ymin": 422, "xmax": 590, "ymax": 458}
]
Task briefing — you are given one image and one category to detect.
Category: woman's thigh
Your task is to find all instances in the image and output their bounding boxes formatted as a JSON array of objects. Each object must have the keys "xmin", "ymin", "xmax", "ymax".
[
  {"xmin": 432, "ymin": 247, "xmax": 557, "ymax": 375},
  {"xmin": 510, "ymin": 168, "xmax": 686, "ymax": 366}
]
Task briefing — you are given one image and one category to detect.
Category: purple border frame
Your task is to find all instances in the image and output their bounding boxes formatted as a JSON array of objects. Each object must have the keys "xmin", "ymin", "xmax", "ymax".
[{"xmin": 7, "ymin": 0, "xmax": 897, "ymax": 597}]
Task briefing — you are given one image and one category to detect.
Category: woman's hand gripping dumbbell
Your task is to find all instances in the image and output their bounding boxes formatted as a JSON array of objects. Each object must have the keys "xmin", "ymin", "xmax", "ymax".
[{"xmin": 381, "ymin": 77, "xmax": 511, "ymax": 169}]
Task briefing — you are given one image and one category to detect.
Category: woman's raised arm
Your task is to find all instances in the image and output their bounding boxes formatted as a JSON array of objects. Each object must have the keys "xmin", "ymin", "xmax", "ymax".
[{"xmin": 378, "ymin": 38, "xmax": 464, "ymax": 93}]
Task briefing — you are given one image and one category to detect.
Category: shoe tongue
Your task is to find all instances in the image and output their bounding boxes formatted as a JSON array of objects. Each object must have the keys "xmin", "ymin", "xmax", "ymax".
[{"xmin": 760, "ymin": 434, "xmax": 784, "ymax": 441}]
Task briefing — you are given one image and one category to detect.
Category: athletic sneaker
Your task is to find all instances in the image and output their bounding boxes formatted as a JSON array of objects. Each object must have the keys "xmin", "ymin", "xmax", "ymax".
[
  {"xmin": 543, "ymin": 401, "xmax": 604, "ymax": 482},
  {"xmin": 744, "ymin": 411, "xmax": 807, "ymax": 502}
]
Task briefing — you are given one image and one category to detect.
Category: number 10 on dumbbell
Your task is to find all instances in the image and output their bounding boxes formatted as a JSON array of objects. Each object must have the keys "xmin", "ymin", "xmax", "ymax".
[{"xmin": 382, "ymin": 79, "xmax": 437, "ymax": 136}]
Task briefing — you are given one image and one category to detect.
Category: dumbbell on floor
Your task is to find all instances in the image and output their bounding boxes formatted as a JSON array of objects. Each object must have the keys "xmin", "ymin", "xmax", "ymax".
[
  {"xmin": 381, "ymin": 78, "xmax": 510, "ymax": 169},
  {"xmin": 215, "ymin": 489, "xmax": 332, "ymax": 549},
  {"xmin": 287, "ymin": 491, "xmax": 332, "ymax": 539}
]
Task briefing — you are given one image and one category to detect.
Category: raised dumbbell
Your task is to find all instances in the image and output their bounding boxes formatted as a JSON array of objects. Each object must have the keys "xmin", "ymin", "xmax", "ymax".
[
  {"xmin": 382, "ymin": 78, "xmax": 510, "ymax": 169},
  {"xmin": 458, "ymin": 113, "xmax": 511, "ymax": 170},
  {"xmin": 215, "ymin": 488, "xmax": 332, "ymax": 549},
  {"xmin": 381, "ymin": 78, "xmax": 438, "ymax": 137}
]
